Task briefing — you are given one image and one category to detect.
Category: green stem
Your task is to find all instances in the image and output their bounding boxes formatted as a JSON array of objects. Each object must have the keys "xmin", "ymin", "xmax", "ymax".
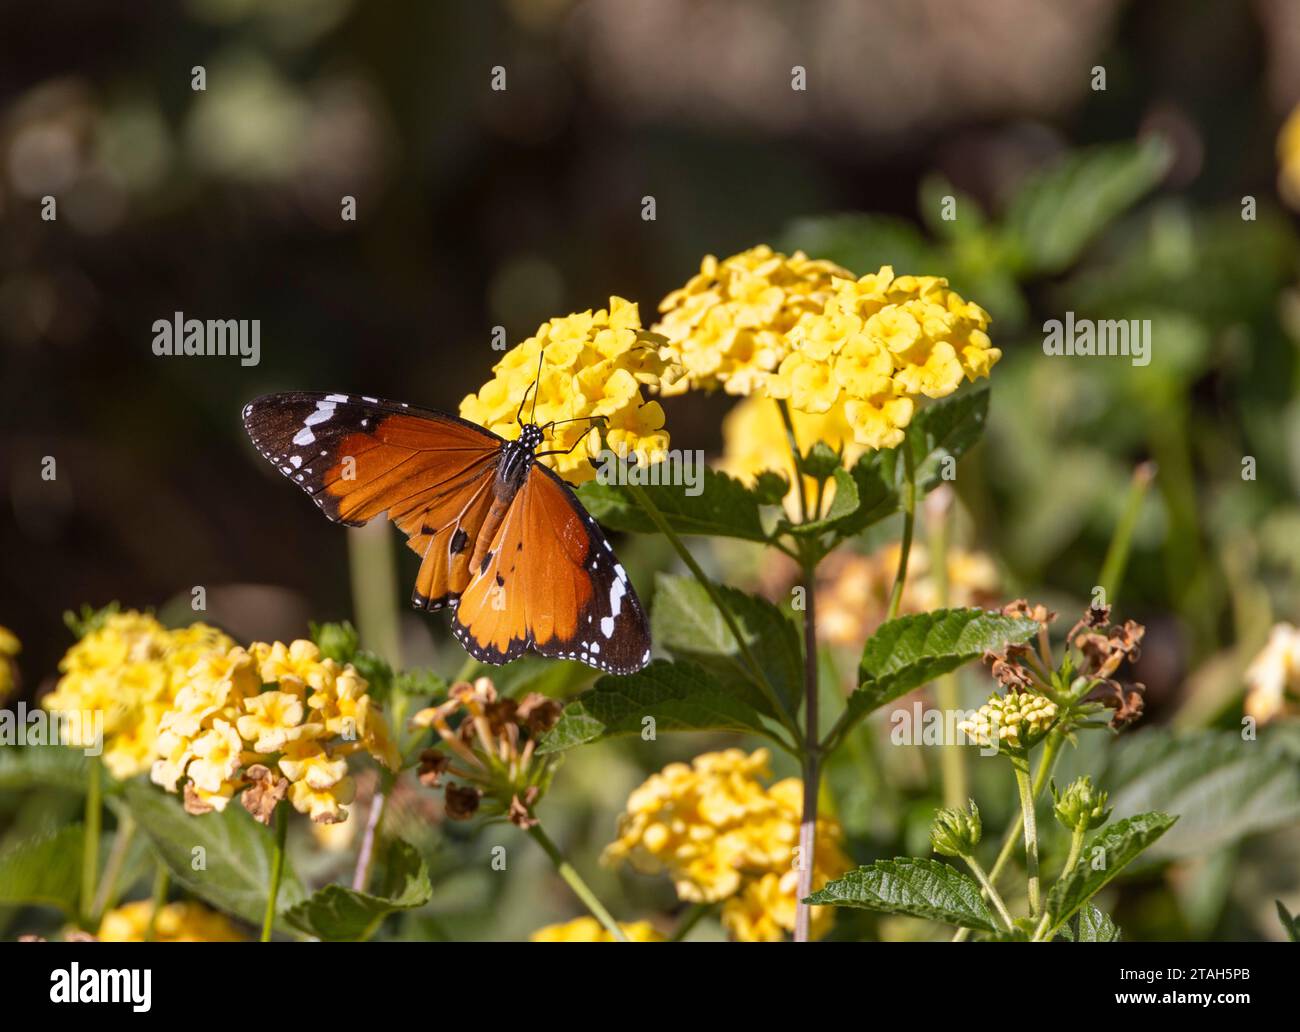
[
  {"xmin": 1098, "ymin": 462, "xmax": 1155, "ymax": 605},
  {"xmin": 668, "ymin": 902, "xmax": 713, "ymax": 942},
  {"xmin": 622, "ymin": 478, "xmax": 798, "ymax": 741},
  {"xmin": 964, "ymin": 854, "xmax": 1014, "ymax": 931},
  {"xmin": 91, "ymin": 813, "xmax": 137, "ymax": 924},
  {"xmin": 927, "ymin": 487, "xmax": 966, "ymax": 808},
  {"xmin": 348, "ymin": 520, "xmax": 403, "ymax": 668},
  {"xmin": 886, "ymin": 439, "xmax": 917, "ymax": 621},
  {"xmin": 1033, "ymin": 826, "xmax": 1086, "ymax": 941},
  {"xmin": 953, "ymin": 729, "xmax": 1064, "ymax": 941},
  {"xmin": 80, "ymin": 755, "xmax": 102, "ymax": 926},
  {"xmin": 528, "ymin": 823, "xmax": 628, "ymax": 942},
  {"xmin": 143, "ymin": 862, "xmax": 169, "ymax": 942},
  {"xmin": 794, "ymin": 562, "xmax": 821, "ymax": 943},
  {"xmin": 1013, "ymin": 758, "xmax": 1041, "ymax": 917},
  {"xmin": 260, "ymin": 805, "xmax": 288, "ymax": 942},
  {"xmin": 776, "ymin": 400, "xmax": 808, "ymax": 522}
]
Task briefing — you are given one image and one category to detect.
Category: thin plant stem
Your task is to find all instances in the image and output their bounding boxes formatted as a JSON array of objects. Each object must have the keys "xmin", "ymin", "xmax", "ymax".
[
  {"xmin": 91, "ymin": 813, "xmax": 137, "ymax": 923},
  {"xmin": 926, "ymin": 486, "xmax": 966, "ymax": 808},
  {"xmin": 260, "ymin": 805, "xmax": 288, "ymax": 942},
  {"xmin": 794, "ymin": 562, "xmax": 820, "ymax": 943},
  {"xmin": 622, "ymin": 478, "xmax": 798, "ymax": 741},
  {"xmin": 1098, "ymin": 461, "xmax": 1155, "ymax": 606},
  {"xmin": 886, "ymin": 438, "xmax": 917, "ymax": 621},
  {"xmin": 964, "ymin": 854, "xmax": 1014, "ymax": 931},
  {"xmin": 1033, "ymin": 826, "xmax": 1086, "ymax": 941},
  {"xmin": 953, "ymin": 729, "xmax": 1064, "ymax": 941},
  {"xmin": 527, "ymin": 823, "xmax": 629, "ymax": 942},
  {"xmin": 1013, "ymin": 758, "xmax": 1041, "ymax": 917},
  {"xmin": 776, "ymin": 400, "xmax": 808, "ymax": 522},
  {"xmin": 668, "ymin": 902, "xmax": 713, "ymax": 942},
  {"xmin": 348, "ymin": 520, "xmax": 403, "ymax": 668},
  {"xmin": 352, "ymin": 788, "xmax": 388, "ymax": 893},
  {"xmin": 80, "ymin": 755, "xmax": 102, "ymax": 926},
  {"xmin": 144, "ymin": 862, "xmax": 169, "ymax": 942}
]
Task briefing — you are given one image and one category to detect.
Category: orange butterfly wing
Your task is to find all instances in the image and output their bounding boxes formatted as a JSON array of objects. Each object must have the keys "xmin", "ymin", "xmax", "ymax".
[
  {"xmin": 243, "ymin": 392, "xmax": 502, "ymax": 610},
  {"xmin": 244, "ymin": 392, "xmax": 652, "ymax": 674},
  {"xmin": 453, "ymin": 463, "xmax": 651, "ymax": 675}
]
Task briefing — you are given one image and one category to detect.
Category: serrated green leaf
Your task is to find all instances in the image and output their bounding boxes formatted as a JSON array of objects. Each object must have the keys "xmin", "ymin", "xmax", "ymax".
[
  {"xmin": 577, "ymin": 467, "xmax": 767, "ymax": 541},
  {"xmin": 1045, "ymin": 812, "xmax": 1177, "ymax": 933},
  {"xmin": 1102, "ymin": 730, "xmax": 1300, "ymax": 860},
  {"xmin": 123, "ymin": 780, "xmax": 305, "ymax": 931},
  {"xmin": 828, "ymin": 454, "xmax": 897, "ymax": 537},
  {"xmin": 651, "ymin": 574, "xmax": 802, "ymax": 718},
  {"xmin": 537, "ymin": 660, "xmax": 773, "ymax": 754},
  {"xmin": 1004, "ymin": 136, "xmax": 1173, "ymax": 275},
  {"xmin": 285, "ymin": 838, "xmax": 431, "ymax": 941},
  {"xmin": 0, "ymin": 745, "xmax": 89, "ymax": 794},
  {"xmin": 805, "ymin": 857, "xmax": 998, "ymax": 931},
  {"xmin": 832, "ymin": 608, "xmax": 1040, "ymax": 743},
  {"xmin": 879, "ymin": 388, "xmax": 990, "ymax": 495},
  {"xmin": 1064, "ymin": 902, "xmax": 1121, "ymax": 942},
  {"xmin": 0, "ymin": 824, "xmax": 84, "ymax": 915}
]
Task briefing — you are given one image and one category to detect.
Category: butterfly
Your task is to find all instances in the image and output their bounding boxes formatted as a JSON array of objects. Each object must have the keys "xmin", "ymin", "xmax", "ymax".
[{"xmin": 242, "ymin": 386, "xmax": 652, "ymax": 675}]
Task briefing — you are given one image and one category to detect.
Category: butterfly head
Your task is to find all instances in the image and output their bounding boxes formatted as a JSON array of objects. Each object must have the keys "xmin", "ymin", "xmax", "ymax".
[{"xmin": 517, "ymin": 423, "xmax": 545, "ymax": 452}]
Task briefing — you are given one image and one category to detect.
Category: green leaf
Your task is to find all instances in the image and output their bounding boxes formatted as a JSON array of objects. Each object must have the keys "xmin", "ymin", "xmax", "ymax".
[
  {"xmin": 284, "ymin": 838, "xmax": 431, "ymax": 941},
  {"xmin": 1045, "ymin": 812, "xmax": 1177, "ymax": 932},
  {"xmin": 785, "ymin": 467, "xmax": 859, "ymax": 536},
  {"xmin": 1277, "ymin": 900, "xmax": 1299, "ymax": 943},
  {"xmin": 577, "ymin": 467, "xmax": 768, "ymax": 541},
  {"xmin": 651, "ymin": 574, "xmax": 802, "ymax": 718},
  {"xmin": 828, "ymin": 454, "xmax": 898, "ymax": 537},
  {"xmin": 879, "ymin": 387, "xmax": 990, "ymax": 495},
  {"xmin": 310, "ymin": 620, "xmax": 360, "ymax": 663},
  {"xmin": 123, "ymin": 780, "xmax": 305, "ymax": 930},
  {"xmin": 0, "ymin": 745, "xmax": 89, "ymax": 794},
  {"xmin": 0, "ymin": 824, "xmax": 84, "ymax": 915},
  {"xmin": 1063, "ymin": 902, "xmax": 1121, "ymax": 942},
  {"xmin": 537, "ymin": 660, "xmax": 773, "ymax": 754},
  {"xmin": 804, "ymin": 857, "xmax": 998, "ymax": 931},
  {"xmin": 1102, "ymin": 730, "xmax": 1300, "ymax": 860},
  {"xmin": 1004, "ymin": 136, "xmax": 1173, "ymax": 275},
  {"xmin": 836, "ymin": 608, "xmax": 1040, "ymax": 739}
]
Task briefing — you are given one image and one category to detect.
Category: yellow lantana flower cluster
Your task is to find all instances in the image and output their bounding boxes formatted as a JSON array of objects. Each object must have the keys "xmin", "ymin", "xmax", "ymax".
[
  {"xmin": 654, "ymin": 245, "xmax": 851, "ymax": 397},
  {"xmin": 957, "ymin": 691, "xmax": 1059, "ymax": 750},
  {"xmin": 459, "ymin": 297, "xmax": 681, "ymax": 484},
  {"xmin": 151, "ymin": 639, "xmax": 399, "ymax": 824},
  {"xmin": 772, "ymin": 266, "xmax": 1000, "ymax": 449},
  {"xmin": 97, "ymin": 899, "xmax": 247, "ymax": 942},
  {"xmin": 602, "ymin": 748, "xmax": 850, "ymax": 942},
  {"xmin": 42, "ymin": 611, "xmax": 233, "ymax": 780},
  {"xmin": 529, "ymin": 917, "xmax": 664, "ymax": 942}
]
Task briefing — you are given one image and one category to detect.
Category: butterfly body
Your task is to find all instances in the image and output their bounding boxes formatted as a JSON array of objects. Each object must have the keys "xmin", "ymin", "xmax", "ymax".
[{"xmin": 243, "ymin": 392, "xmax": 651, "ymax": 675}]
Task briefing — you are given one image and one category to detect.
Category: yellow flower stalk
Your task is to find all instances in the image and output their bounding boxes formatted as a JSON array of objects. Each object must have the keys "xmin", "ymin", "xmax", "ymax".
[{"xmin": 459, "ymin": 297, "xmax": 681, "ymax": 483}]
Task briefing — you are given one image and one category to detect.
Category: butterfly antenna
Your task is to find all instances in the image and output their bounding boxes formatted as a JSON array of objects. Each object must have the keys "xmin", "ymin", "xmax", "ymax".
[{"xmin": 529, "ymin": 348, "xmax": 544, "ymax": 425}]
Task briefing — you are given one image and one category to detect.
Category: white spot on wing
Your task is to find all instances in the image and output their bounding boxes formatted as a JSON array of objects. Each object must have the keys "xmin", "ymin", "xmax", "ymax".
[
  {"xmin": 600, "ymin": 616, "xmax": 615, "ymax": 637},
  {"xmin": 293, "ymin": 428, "xmax": 315, "ymax": 446}
]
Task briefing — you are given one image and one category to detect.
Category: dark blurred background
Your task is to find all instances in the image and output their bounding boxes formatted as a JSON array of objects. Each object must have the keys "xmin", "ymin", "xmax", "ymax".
[{"xmin": 3, "ymin": 0, "xmax": 1299, "ymax": 700}]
